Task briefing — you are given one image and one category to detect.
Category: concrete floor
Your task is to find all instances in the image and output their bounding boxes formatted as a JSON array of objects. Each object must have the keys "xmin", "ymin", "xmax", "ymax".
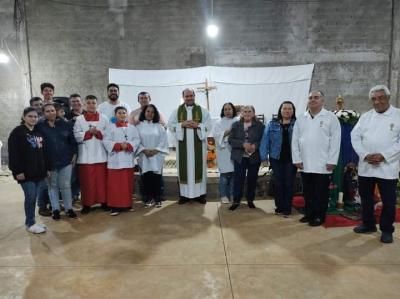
[{"xmin": 0, "ymin": 177, "xmax": 400, "ymax": 299}]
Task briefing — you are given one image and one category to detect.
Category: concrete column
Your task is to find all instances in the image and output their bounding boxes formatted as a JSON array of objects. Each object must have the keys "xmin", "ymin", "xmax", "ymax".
[{"xmin": 389, "ymin": 0, "xmax": 400, "ymax": 106}]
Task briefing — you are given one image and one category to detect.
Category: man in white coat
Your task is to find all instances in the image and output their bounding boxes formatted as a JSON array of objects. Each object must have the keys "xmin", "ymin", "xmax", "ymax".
[
  {"xmin": 168, "ymin": 89, "xmax": 212, "ymax": 204},
  {"xmin": 351, "ymin": 85, "xmax": 400, "ymax": 243},
  {"xmin": 292, "ymin": 90, "xmax": 341, "ymax": 226}
]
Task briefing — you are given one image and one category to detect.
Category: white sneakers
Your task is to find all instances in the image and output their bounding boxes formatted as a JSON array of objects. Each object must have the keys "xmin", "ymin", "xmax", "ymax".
[
  {"xmin": 220, "ymin": 197, "xmax": 230, "ymax": 204},
  {"xmin": 27, "ymin": 223, "xmax": 47, "ymax": 234}
]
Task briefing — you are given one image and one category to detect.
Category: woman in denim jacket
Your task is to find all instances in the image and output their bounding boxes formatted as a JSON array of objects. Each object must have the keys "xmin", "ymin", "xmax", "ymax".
[{"xmin": 260, "ymin": 101, "xmax": 297, "ymax": 217}]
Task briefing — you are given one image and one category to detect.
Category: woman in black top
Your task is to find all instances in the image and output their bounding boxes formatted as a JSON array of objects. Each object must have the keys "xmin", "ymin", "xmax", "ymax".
[{"xmin": 8, "ymin": 107, "xmax": 47, "ymax": 234}]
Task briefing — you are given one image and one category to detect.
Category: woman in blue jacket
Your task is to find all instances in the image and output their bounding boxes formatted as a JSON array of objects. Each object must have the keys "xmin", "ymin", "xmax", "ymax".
[{"xmin": 260, "ymin": 101, "xmax": 297, "ymax": 217}]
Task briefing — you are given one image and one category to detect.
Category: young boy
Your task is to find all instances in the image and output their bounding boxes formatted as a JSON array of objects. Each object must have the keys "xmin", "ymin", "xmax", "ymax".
[{"xmin": 73, "ymin": 95, "xmax": 109, "ymax": 214}]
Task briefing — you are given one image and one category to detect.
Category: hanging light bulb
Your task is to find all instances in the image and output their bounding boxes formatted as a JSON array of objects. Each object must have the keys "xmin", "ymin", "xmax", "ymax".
[{"xmin": 206, "ymin": 24, "xmax": 219, "ymax": 38}]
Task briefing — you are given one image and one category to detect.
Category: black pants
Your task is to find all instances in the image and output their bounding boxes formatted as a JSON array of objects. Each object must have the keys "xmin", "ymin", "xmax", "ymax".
[
  {"xmin": 301, "ymin": 172, "xmax": 330, "ymax": 221},
  {"xmin": 233, "ymin": 157, "xmax": 261, "ymax": 203},
  {"xmin": 142, "ymin": 171, "xmax": 162, "ymax": 201},
  {"xmin": 270, "ymin": 158, "xmax": 297, "ymax": 215},
  {"xmin": 359, "ymin": 176, "xmax": 397, "ymax": 233}
]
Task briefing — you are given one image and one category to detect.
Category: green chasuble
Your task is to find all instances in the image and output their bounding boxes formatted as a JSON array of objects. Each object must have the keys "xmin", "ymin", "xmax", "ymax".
[{"xmin": 177, "ymin": 104, "xmax": 203, "ymax": 184}]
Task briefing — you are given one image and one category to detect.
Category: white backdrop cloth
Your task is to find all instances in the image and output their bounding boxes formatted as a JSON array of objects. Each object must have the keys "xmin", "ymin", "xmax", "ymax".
[{"xmin": 109, "ymin": 64, "xmax": 314, "ymax": 126}]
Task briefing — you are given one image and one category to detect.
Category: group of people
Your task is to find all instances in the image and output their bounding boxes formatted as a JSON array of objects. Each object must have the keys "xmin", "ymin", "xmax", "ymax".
[{"xmin": 7, "ymin": 82, "xmax": 400, "ymax": 244}]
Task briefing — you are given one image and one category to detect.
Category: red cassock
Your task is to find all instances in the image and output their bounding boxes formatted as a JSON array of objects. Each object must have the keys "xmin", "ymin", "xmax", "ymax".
[
  {"xmin": 79, "ymin": 163, "xmax": 107, "ymax": 206},
  {"xmin": 107, "ymin": 168, "xmax": 134, "ymax": 208}
]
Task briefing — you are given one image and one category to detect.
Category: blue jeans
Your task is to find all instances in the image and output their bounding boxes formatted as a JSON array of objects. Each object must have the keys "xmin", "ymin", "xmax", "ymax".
[
  {"xmin": 233, "ymin": 158, "xmax": 261, "ymax": 203},
  {"xmin": 269, "ymin": 158, "xmax": 297, "ymax": 215},
  {"xmin": 37, "ymin": 184, "xmax": 50, "ymax": 209},
  {"xmin": 71, "ymin": 163, "xmax": 80, "ymax": 198},
  {"xmin": 48, "ymin": 164, "xmax": 73, "ymax": 212},
  {"xmin": 219, "ymin": 172, "xmax": 234, "ymax": 199},
  {"xmin": 20, "ymin": 180, "xmax": 46, "ymax": 227}
]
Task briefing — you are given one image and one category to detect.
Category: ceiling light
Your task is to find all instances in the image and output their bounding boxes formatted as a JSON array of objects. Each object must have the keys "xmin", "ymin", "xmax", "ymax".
[
  {"xmin": 206, "ymin": 24, "xmax": 219, "ymax": 38},
  {"xmin": 0, "ymin": 53, "xmax": 10, "ymax": 64}
]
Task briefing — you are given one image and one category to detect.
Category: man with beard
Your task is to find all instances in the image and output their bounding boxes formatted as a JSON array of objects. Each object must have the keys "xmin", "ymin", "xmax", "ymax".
[
  {"xmin": 98, "ymin": 83, "xmax": 131, "ymax": 121},
  {"xmin": 168, "ymin": 89, "xmax": 212, "ymax": 204}
]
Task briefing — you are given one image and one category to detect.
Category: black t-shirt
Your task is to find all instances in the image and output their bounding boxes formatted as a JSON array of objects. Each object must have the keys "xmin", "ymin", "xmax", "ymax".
[
  {"xmin": 8, "ymin": 125, "xmax": 47, "ymax": 182},
  {"xmin": 279, "ymin": 123, "xmax": 291, "ymax": 162}
]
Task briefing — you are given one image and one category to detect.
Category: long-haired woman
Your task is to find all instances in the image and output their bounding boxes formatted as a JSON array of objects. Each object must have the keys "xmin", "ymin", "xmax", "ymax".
[{"xmin": 8, "ymin": 107, "xmax": 48, "ymax": 233}]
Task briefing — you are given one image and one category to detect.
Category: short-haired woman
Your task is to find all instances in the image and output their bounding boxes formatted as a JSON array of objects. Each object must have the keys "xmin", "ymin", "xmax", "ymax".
[{"xmin": 228, "ymin": 105, "xmax": 265, "ymax": 211}]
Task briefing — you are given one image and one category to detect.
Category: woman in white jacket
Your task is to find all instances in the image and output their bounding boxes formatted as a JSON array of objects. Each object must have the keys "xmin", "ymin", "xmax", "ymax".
[
  {"xmin": 103, "ymin": 106, "xmax": 140, "ymax": 216},
  {"xmin": 212, "ymin": 102, "xmax": 239, "ymax": 203},
  {"xmin": 136, "ymin": 104, "xmax": 169, "ymax": 208}
]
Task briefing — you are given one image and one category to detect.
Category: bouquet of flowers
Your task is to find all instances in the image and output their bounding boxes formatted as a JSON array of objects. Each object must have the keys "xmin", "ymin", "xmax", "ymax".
[{"xmin": 334, "ymin": 109, "xmax": 360, "ymax": 125}]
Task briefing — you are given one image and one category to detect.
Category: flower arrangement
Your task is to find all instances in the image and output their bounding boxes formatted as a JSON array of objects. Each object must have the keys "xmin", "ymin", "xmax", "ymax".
[{"xmin": 334, "ymin": 109, "xmax": 360, "ymax": 125}]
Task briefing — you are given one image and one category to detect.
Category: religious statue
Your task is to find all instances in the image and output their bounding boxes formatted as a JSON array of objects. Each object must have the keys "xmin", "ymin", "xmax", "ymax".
[{"xmin": 329, "ymin": 94, "xmax": 360, "ymax": 213}]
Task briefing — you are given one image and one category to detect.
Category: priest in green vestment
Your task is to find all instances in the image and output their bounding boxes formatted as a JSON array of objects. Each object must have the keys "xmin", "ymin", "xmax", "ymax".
[{"xmin": 168, "ymin": 89, "xmax": 212, "ymax": 204}]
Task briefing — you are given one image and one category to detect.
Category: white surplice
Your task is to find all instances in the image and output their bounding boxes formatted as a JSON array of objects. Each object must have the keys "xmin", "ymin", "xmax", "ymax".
[
  {"xmin": 168, "ymin": 105, "xmax": 212, "ymax": 198},
  {"xmin": 74, "ymin": 114, "xmax": 108, "ymax": 164},
  {"xmin": 212, "ymin": 116, "xmax": 239, "ymax": 173},
  {"xmin": 136, "ymin": 121, "xmax": 169, "ymax": 174},
  {"xmin": 103, "ymin": 123, "xmax": 141, "ymax": 169}
]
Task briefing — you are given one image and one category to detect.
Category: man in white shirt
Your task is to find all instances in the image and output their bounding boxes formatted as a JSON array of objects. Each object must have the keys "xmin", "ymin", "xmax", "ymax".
[
  {"xmin": 351, "ymin": 85, "xmax": 400, "ymax": 243},
  {"xmin": 98, "ymin": 83, "xmax": 131, "ymax": 121},
  {"xmin": 292, "ymin": 90, "xmax": 341, "ymax": 226}
]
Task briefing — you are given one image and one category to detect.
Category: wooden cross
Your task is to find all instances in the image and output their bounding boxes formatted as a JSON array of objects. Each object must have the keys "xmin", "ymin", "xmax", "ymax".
[{"xmin": 197, "ymin": 78, "xmax": 217, "ymax": 110}]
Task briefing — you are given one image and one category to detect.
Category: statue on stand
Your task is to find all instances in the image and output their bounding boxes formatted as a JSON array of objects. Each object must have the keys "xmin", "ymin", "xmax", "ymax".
[{"xmin": 329, "ymin": 95, "xmax": 360, "ymax": 214}]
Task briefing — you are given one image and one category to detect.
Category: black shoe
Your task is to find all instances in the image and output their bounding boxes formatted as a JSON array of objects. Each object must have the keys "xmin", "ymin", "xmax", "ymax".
[
  {"xmin": 197, "ymin": 196, "xmax": 206, "ymax": 204},
  {"xmin": 39, "ymin": 207, "xmax": 52, "ymax": 217},
  {"xmin": 380, "ymin": 232, "xmax": 393, "ymax": 244},
  {"xmin": 308, "ymin": 218, "xmax": 323, "ymax": 227},
  {"xmin": 67, "ymin": 209, "xmax": 78, "ymax": 219},
  {"xmin": 247, "ymin": 201, "xmax": 256, "ymax": 209},
  {"xmin": 353, "ymin": 225, "xmax": 377, "ymax": 234},
  {"xmin": 101, "ymin": 203, "xmax": 111, "ymax": 211},
  {"xmin": 81, "ymin": 206, "xmax": 91, "ymax": 215},
  {"xmin": 299, "ymin": 216, "xmax": 310, "ymax": 223},
  {"xmin": 52, "ymin": 210, "xmax": 60, "ymax": 221},
  {"xmin": 178, "ymin": 197, "xmax": 189, "ymax": 205},
  {"xmin": 229, "ymin": 203, "xmax": 240, "ymax": 211},
  {"xmin": 274, "ymin": 208, "xmax": 283, "ymax": 215}
]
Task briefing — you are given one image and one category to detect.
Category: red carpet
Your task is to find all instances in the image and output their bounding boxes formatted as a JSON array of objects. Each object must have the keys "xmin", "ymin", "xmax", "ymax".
[{"xmin": 292, "ymin": 195, "xmax": 400, "ymax": 228}]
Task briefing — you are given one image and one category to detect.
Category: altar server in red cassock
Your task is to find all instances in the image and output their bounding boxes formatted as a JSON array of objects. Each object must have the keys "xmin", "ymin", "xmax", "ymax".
[
  {"xmin": 73, "ymin": 95, "xmax": 109, "ymax": 214},
  {"xmin": 103, "ymin": 106, "xmax": 141, "ymax": 216}
]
